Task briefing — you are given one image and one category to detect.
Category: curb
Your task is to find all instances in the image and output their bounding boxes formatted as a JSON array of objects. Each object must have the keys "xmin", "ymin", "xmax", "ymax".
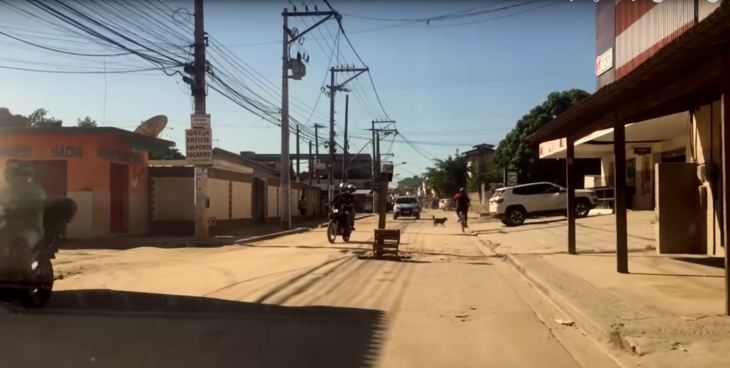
[
  {"xmin": 188, "ymin": 228, "xmax": 312, "ymax": 247},
  {"xmin": 501, "ymin": 254, "xmax": 630, "ymax": 357}
]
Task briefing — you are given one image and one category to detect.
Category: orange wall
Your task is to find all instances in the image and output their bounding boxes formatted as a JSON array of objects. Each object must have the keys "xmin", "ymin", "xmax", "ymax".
[{"xmin": 0, "ymin": 132, "xmax": 149, "ymax": 194}]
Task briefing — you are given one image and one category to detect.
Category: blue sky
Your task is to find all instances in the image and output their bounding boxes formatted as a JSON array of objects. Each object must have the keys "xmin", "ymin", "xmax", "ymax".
[{"xmin": 0, "ymin": 0, "xmax": 596, "ymax": 179}]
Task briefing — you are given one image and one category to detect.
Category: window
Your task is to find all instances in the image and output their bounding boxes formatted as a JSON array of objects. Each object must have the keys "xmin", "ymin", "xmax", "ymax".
[
  {"xmin": 395, "ymin": 197, "xmax": 418, "ymax": 204},
  {"xmin": 627, "ymin": 158, "xmax": 636, "ymax": 187},
  {"xmin": 512, "ymin": 184, "xmax": 553, "ymax": 195}
]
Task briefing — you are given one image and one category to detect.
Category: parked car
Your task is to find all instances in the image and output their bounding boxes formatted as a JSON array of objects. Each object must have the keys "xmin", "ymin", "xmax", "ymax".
[
  {"xmin": 439, "ymin": 198, "xmax": 453, "ymax": 211},
  {"xmin": 393, "ymin": 196, "xmax": 420, "ymax": 220},
  {"xmin": 489, "ymin": 182, "xmax": 598, "ymax": 227}
]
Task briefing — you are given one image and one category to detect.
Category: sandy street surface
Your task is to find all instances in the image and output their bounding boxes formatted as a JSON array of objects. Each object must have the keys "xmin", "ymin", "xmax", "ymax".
[{"xmin": 0, "ymin": 212, "xmax": 617, "ymax": 368}]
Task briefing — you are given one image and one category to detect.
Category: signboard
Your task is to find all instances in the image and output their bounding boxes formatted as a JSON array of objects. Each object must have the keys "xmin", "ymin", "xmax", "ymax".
[
  {"xmin": 314, "ymin": 163, "xmax": 326, "ymax": 170},
  {"xmin": 595, "ymin": 48, "xmax": 613, "ymax": 76},
  {"xmin": 190, "ymin": 114, "xmax": 211, "ymax": 129},
  {"xmin": 505, "ymin": 170, "xmax": 519, "ymax": 187},
  {"xmin": 185, "ymin": 128, "xmax": 213, "ymax": 166},
  {"xmin": 372, "ymin": 182, "xmax": 380, "ymax": 192},
  {"xmin": 634, "ymin": 147, "xmax": 652, "ymax": 155}
]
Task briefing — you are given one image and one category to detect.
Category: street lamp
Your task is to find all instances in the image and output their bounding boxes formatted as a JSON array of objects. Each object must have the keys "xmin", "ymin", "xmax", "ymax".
[{"xmin": 394, "ymin": 161, "xmax": 407, "ymax": 167}]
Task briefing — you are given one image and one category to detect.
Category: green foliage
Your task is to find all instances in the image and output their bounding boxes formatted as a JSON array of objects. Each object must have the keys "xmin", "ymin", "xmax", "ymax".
[
  {"xmin": 466, "ymin": 170, "xmax": 487, "ymax": 192},
  {"xmin": 493, "ymin": 89, "xmax": 591, "ymax": 182},
  {"xmin": 77, "ymin": 116, "xmax": 97, "ymax": 127},
  {"xmin": 149, "ymin": 147, "xmax": 186, "ymax": 160},
  {"xmin": 28, "ymin": 108, "xmax": 63, "ymax": 128},
  {"xmin": 424, "ymin": 151, "xmax": 468, "ymax": 198},
  {"xmin": 397, "ymin": 175, "xmax": 423, "ymax": 188},
  {"xmin": 0, "ymin": 107, "xmax": 31, "ymax": 128}
]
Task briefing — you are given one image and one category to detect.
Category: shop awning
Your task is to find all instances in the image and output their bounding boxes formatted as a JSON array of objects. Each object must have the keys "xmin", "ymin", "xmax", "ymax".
[
  {"xmin": 528, "ymin": 2, "xmax": 730, "ymax": 144},
  {"xmin": 540, "ymin": 112, "xmax": 689, "ymax": 159}
]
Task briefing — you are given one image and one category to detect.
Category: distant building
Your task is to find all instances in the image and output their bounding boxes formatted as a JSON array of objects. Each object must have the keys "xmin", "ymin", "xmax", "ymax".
[{"xmin": 462, "ymin": 143, "xmax": 496, "ymax": 176}]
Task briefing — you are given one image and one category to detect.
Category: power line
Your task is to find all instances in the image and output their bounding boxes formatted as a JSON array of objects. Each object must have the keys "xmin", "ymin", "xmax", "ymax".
[{"xmin": 0, "ymin": 64, "xmax": 161, "ymax": 74}]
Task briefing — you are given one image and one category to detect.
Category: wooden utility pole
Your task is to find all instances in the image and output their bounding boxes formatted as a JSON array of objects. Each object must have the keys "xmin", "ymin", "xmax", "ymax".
[
  {"xmin": 282, "ymin": 7, "xmax": 338, "ymax": 230},
  {"xmin": 370, "ymin": 120, "xmax": 396, "ymax": 213},
  {"xmin": 296, "ymin": 125, "xmax": 300, "ymax": 182},
  {"xmin": 342, "ymin": 94, "xmax": 349, "ymax": 184},
  {"xmin": 193, "ymin": 0, "xmax": 209, "ymax": 238},
  {"xmin": 327, "ymin": 66, "xmax": 368, "ymax": 203},
  {"xmin": 308, "ymin": 140, "xmax": 313, "ymax": 187},
  {"xmin": 313, "ymin": 123, "xmax": 325, "ymax": 184}
]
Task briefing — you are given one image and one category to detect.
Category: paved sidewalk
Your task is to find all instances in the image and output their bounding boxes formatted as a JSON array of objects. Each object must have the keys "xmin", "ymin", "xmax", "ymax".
[
  {"xmin": 475, "ymin": 211, "xmax": 656, "ymax": 255},
  {"xmin": 503, "ymin": 252, "xmax": 729, "ymax": 368},
  {"xmin": 478, "ymin": 210, "xmax": 730, "ymax": 368}
]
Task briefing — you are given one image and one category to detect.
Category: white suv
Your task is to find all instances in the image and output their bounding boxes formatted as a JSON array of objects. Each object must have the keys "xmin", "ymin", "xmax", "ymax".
[
  {"xmin": 489, "ymin": 182, "xmax": 598, "ymax": 226},
  {"xmin": 393, "ymin": 196, "xmax": 420, "ymax": 220}
]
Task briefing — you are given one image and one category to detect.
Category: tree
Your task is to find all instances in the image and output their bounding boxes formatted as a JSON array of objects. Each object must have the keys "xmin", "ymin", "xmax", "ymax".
[
  {"xmin": 424, "ymin": 151, "xmax": 469, "ymax": 198},
  {"xmin": 28, "ymin": 108, "xmax": 62, "ymax": 128},
  {"xmin": 493, "ymin": 89, "xmax": 591, "ymax": 182},
  {"xmin": 397, "ymin": 175, "xmax": 423, "ymax": 188},
  {"xmin": 0, "ymin": 107, "xmax": 31, "ymax": 128},
  {"xmin": 77, "ymin": 116, "xmax": 97, "ymax": 127},
  {"xmin": 149, "ymin": 147, "xmax": 186, "ymax": 160}
]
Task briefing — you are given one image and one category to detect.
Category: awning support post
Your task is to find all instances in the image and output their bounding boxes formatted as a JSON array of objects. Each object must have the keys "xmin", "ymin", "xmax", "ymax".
[
  {"xmin": 720, "ymin": 47, "xmax": 730, "ymax": 316},
  {"xmin": 566, "ymin": 135, "xmax": 577, "ymax": 255},
  {"xmin": 613, "ymin": 111, "xmax": 629, "ymax": 274}
]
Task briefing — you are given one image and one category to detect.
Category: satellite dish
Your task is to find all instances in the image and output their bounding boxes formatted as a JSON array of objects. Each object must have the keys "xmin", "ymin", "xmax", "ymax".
[{"xmin": 134, "ymin": 115, "xmax": 168, "ymax": 138}]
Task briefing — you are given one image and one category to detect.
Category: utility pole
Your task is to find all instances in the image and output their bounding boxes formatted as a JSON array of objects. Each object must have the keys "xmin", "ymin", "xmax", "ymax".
[
  {"xmin": 192, "ymin": 0, "xmax": 209, "ymax": 238},
  {"xmin": 296, "ymin": 125, "xmax": 300, "ymax": 182},
  {"xmin": 308, "ymin": 140, "xmax": 313, "ymax": 187},
  {"xmin": 327, "ymin": 65, "xmax": 369, "ymax": 203},
  {"xmin": 282, "ymin": 7, "xmax": 339, "ymax": 230},
  {"xmin": 369, "ymin": 119, "xmax": 396, "ymax": 213},
  {"xmin": 342, "ymin": 94, "xmax": 349, "ymax": 184},
  {"xmin": 313, "ymin": 123, "xmax": 325, "ymax": 184}
]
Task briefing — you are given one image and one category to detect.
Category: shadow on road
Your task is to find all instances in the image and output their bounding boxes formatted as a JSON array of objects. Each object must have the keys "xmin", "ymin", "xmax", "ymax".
[{"xmin": 1, "ymin": 289, "xmax": 386, "ymax": 368}]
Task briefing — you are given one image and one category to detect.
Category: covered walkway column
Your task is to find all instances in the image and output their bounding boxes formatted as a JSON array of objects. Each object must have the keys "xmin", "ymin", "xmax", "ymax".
[
  {"xmin": 566, "ymin": 135, "xmax": 577, "ymax": 255},
  {"xmin": 721, "ymin": 48, "xmax": 730, "ymax": 316},
  {"xmin": 613, "ymin": 112, "xmax": 629, "ymax": 274}
]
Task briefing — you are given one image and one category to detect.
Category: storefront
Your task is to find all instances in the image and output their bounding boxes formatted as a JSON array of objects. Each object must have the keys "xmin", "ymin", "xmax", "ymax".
[{"xmin": 0, "ymin": 127, "xmax": 173, "ymax": 238}]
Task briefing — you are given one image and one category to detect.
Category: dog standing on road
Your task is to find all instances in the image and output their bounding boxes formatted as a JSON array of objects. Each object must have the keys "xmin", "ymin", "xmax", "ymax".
[{"xmin": 432, "ymin": 216, "xmax": 447, "ymax": 227}]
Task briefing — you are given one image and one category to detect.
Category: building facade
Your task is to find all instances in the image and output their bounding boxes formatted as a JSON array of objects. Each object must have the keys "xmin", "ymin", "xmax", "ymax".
[
  {"xmin": 0, "ymin": 127, "xmax": 173, "ymax": 238},
  {"xmin": 537, "ymin": 0, "xmax": 725, "ymax": 257}
]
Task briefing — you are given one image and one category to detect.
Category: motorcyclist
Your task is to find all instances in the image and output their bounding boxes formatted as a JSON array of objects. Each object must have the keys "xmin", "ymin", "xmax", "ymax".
[
  {"xmin": 331, "ymin": 182, "xmax": 355, "ymax": 231},
  {"xmin": 454, "ymin": 187, "xmax": 470, "ymax": 228},
  {"xmin": 0, "ymin": 160, "xmax": 46, "ymax": 251}
]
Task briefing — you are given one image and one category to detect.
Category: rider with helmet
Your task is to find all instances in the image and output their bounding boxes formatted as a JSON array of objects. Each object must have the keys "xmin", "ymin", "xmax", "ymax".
[
  {"xmin": 453, "ymin": 187, "xmax": 470, "ymax": 228},
  {"xmin": 331, "ymin": 182, "xmax": 356, "ymax": 231}
]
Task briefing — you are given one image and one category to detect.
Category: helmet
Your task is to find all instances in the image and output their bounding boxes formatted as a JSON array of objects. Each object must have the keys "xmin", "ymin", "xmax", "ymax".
[
  {"xmin": 459, "ymin": 187, "xmax": 466, "ymax": 193},
  {"xmin": 347, "ymin": 183, "xmax": 356, "ymax": 193},
  {"xmin": 339, "ymin": 182, "xmax": 347, "ymax": 192}
]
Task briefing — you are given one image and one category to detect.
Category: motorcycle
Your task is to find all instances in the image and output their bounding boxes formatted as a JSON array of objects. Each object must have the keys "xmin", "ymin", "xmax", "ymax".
[
  {"xmin": 0, "ymin": 197, "xmax": 77, "ymax": 308},
  {"xmin": 327, "ymin": 204, "xmax": 352, "ymax": 244}
]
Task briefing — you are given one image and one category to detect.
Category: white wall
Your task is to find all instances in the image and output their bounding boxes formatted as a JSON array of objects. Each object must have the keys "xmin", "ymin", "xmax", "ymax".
[{"xmin": 599, "ymin": 135, "xmax": 689, "ymax": 210}]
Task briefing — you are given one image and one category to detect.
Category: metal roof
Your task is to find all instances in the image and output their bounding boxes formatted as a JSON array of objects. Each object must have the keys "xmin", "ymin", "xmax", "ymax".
[{"xmin": 528, "ymin": 2, "xmax": 730, "ymax": 143}]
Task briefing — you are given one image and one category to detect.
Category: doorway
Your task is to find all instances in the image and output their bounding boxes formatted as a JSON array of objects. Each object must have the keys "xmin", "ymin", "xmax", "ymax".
[
  {"xmin": 252, "ymin": 177, "xmax": 266, "ymax": 223},
  {"xmin": 109, "ymin": 163, "xmax": 129, "ymax": 234},
  {"xmin": 662, "ymin": 148, "xmax": 687, "ymax": 163}
]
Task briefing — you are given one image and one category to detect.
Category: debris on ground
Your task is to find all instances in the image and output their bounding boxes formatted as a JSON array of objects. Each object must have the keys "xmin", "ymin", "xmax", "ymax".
[{"xmin": 552, "ymin": 318, "xmax": 575, "ymax": 327}]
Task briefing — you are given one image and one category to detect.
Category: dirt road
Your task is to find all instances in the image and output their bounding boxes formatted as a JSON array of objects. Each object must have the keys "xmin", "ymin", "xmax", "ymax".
[{"xmin": 0, "ymin": 212, "xmax": 617, "ymax": 368}]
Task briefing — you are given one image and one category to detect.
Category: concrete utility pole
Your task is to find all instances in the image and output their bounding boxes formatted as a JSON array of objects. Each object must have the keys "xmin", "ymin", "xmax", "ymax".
[
  {"xmin": 193, "ymin": 0, "xmax": 208, "ymax": 238},
  {"xmin": 313, "ymin": 123, "xmax": 325, "ymax": 184},
  {"xmin": 342, "ymin": 94, "xmax": 349, "ymax": 184},
  {"xmin": 281, "ymin": 7, "xmax": 338, "ymax": 230},
  {"xmin": 327, "ymin": 66, "xmax": 369, "ymax": 203}
]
